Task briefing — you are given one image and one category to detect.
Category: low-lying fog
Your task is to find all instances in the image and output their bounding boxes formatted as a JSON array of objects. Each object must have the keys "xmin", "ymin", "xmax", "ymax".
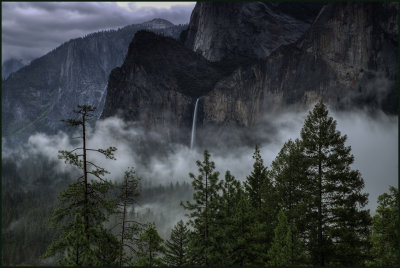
[{"xmin": 2, "ymin": 106, "xmax": 397, "ymax": 216}]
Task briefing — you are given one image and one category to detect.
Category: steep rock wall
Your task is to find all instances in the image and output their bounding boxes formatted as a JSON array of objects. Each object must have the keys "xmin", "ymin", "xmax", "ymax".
[
  {"xmin": 200, "ymin": 2, "xmax": 398, "ymax": 129},
  {"xmin": 183, "ymin": 2, "xmax": 323, "ymax": 61}
]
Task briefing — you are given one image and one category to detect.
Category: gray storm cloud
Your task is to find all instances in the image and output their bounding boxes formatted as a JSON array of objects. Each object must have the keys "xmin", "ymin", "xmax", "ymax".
[
  {"xmin": 1, "ymin": 2, "xmax": 195, "ymax": 63},
  {"xmin": 5, "ymin": 108, "xmax": 396, "ymax": 213}
]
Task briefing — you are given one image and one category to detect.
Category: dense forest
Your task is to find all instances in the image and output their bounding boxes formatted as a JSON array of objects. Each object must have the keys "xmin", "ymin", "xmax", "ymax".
[{"xmin": 2, "ymin": 102, "xmax": 398, "ymax": 266}]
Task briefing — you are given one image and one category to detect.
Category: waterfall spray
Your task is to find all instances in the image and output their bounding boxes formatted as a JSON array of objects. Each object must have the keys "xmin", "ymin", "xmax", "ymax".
[{"xmin": 190, "ymin": 98, "xmax": 200, "ymax": 149}]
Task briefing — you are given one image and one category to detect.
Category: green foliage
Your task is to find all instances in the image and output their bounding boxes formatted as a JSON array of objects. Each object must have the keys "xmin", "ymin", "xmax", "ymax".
[
  {"xmin": 2, "ymin": 176, "xmax": 61, "ymax": 265},
  {"xmin": 135, "ymin": 225, "xmax": 165, "ymax": 266},
  {"xmin": 267, "ymin": 209, "xmax": 307, "ymax": 267},
  {"xmin": 244, "ymin": 145, "xmax": 276, "ymax": 264},
  {"xmin": 366, "ymin": 186, "xmax": 399, "ymax": 266},
  {"xmin": 181, "ymin": 150, "xmax": 222, "ymax": 265},
  {"xmin": 244, "ymin": 145, "xmax": 268, "ymax": 210},
  {"xmin": 300, "ymin": 100, "xmax": 371, "ymax": 266},
  {"xmin": 44, "ymin": 213, "xmax": 95, "ymax": 266},
  {"xmin": 43, "ymin": 105, "xmax": 119, "ymax": 266},
  {"xmin": 163, "ymin": 220, "xmax": 189, "ymax": 266},
  {"xmin": 2, "ymin": 156, "xmax": 192, "ymax": 266},
  {"xmin": 267, "ymin": 209, "xmax": 293, "ymax": 266},
  {"xmin": 271, "ymin": 138, "xmax": 310, "ymax": 264},
  {"xmin": 214, "ymin": 171, "xmax": 254, "ymax": 266},
  {"xmin": 230, "ymin": 188, "xmax": 255, "ymax": 266},
  {"xmin": 114, "ymin": 168, "xmax": 143, "ymax": 266}
]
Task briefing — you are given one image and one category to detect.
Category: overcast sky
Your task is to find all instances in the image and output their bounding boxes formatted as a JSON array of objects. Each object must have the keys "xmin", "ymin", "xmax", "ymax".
[{"xmin": 1, "ymin": 2, "xmax": 196, "ymax": 63}]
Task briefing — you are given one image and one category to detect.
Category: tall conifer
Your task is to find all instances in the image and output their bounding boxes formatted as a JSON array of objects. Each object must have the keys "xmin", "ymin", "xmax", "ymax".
[
  {"xmin": 114, "ymin": 168, "xmax": 142, "ymax": 266},
  {"xmin": 300, "ymin": 101, "xmax": 370, "ymax": 266},
  {"xmin": 244, "ymin": 146, "xmax": 275, "ymax": 264},
  {"xmin": 181, "ymin": 150, "xmax": 222, "ymax": 266},
  {"xmin": 271, "ymin": 138, "xmax": 310, "ymax": 264},
  {"xmin": 163, "ymin": 220, "xmax": 189, "ymax": 266},
  {"xmin": 135, "ymin": 225, "xmax": 165, "ymax": 266},
  {"xmin": 43, "ymin": 105, "xmax": 119, "ymax": 265},
  {"xmin": 367, "ymin": 186, "xmax": 399, "ymax": 266}
]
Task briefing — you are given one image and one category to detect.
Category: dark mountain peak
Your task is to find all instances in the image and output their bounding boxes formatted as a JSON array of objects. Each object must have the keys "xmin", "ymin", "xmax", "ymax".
[
  {"xmin": 101, "ymin": 29, "xmax": 226, "ymax": 140},
  {"xmin": 108, "ymin": 30, "xmax": 223, "ymax": 99}
]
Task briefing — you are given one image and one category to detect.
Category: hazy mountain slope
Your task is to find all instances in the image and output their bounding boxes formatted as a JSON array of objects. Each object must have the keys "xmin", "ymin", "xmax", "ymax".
[
  {"xmin": 2, "ymin": 58, "xmax": 26, "ymax": 80},
  {"xmin": 2, "ymin": 19, "xmax": 186, "ymax": 141}
]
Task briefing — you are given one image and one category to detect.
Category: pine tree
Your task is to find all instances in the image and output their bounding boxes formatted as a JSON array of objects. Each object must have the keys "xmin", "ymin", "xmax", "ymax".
[
  {"xmin": 366, "ymin": 186, "xmax": 399, "ymax": 266},
  {"xmin": 300, "ymin": 101, "xmax": 371, "ymax": 266},
  {"xmin": 163, "ymin": 220, "xmax": 189, "ymax": 266},
  {"xmin": 244, "ymin": 145, "xmax": 276, "ymax": 264},
  {"xmin": 233, "ymin": 188, "xmax": 254, "ymax": 266},
  {"xmin": 135, "ymin": 225, "xmax": 165, "ymax": 266},
  {"xmin": 270, "ymin": 138, "xmax": 310, "ymax": 264},
  {"xmin": 209, "ymin": 171, "xmax": 240, "ymax": 265},
  {"xmin": 114, "ymin": 168, "xmax": 143, "ymax": 266},
  {"xmin": 244, "ymin": 145, "xmax": 267, "ymax": 210},
  {"xmin": 181, "ymin": 150, "xmax": 222, "ymax": 266},
  {"xmin": 267, "ymin": 209, "xmax": 306, "ymax": 266},
  {"xmin": 43, "ymin": 105, "xmax": 119, "ymax": 266},
  {"xmin": 267, "ymin": 209, "xmax": 292, "ymax": 266},
  {"xmin": 216, "ymin": 171, "xmax": 254, "ymax": 266},
  {"xmin": 47, "ymin": 213, "xmax": 94, "ymax": 266}
]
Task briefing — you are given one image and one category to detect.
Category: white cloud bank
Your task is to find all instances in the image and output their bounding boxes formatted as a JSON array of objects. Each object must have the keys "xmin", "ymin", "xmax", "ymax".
[{"xmin": 4, "ymin": 107, "xmax": 396, "ymax": 212}]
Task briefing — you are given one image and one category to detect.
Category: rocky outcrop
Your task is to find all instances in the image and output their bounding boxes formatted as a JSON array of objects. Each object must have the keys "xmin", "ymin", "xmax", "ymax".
[
  {"xmin": 199, "ymin": 2, "xmax": 398, "ymax": 130},
  {"xmin": 101, "ymin": 31, "xmax": 231, "ymax": 143},
  {"xmin": 2, "ymin": 20, "xmax": 186, "ymax": 141},
  {"xmin": 182, "ymin": 2, "xmax": 324, "ymax": 61}
]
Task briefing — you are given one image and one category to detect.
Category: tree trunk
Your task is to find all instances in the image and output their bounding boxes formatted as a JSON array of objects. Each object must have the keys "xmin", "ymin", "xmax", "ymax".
[
  {"xmin": 120, "ymin": 177, "xmax": 128, "ymax": 266},
  {"xmin": 318, "ymin": 138, "xmax": 324, "ymax": 266},
  {"xmin": 82, "ymin": 112, "xmax": 89, "ymax": 244}
]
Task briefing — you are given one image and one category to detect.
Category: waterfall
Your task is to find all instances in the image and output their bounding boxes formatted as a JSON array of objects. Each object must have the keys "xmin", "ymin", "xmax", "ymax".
[{"xmin": 190, "ymin": 98, "xmax": 200, "ymax": 149}]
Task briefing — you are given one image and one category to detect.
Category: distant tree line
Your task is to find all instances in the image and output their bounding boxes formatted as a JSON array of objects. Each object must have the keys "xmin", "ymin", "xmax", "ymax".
[{"xmin": 3, "ymin": 102, "xmax": 397, "ymax": 266}]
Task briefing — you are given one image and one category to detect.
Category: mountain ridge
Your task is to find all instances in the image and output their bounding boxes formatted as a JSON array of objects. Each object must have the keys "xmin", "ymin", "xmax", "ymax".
[{"xmin": 2, "ymin": 19, "xmax": 186, "ymax": 142}]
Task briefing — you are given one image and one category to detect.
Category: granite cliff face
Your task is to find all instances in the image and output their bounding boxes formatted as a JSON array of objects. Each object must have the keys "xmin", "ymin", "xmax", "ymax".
[
  {"xmin": 182, "ymin": 2, "xmax": 324, "ymax": 61},
  {"xmin": 101, "ymin": 2, "xmax": 397, "ymax": 146},
  {"xmin": 200, "ymin": 2, "xmax": 398, "ymax": 129},
  {"xmin": 2, "ymin": 20, "xmax": 186, "ymax": 141},
  {"xmin": 101, "ymin": 31, "xmax": 230, "ymax": 143}
]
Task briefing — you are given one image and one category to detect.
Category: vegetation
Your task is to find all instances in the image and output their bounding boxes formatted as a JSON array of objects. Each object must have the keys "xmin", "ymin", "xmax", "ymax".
[
  {"xmin": 267, "ymin": 209, "xmax": 293, "ymax": 266},
  {"xmin": 181, "ymin": 150, "xmax": 222, "ymax": 265},
  {"xmin": 301, "ymin": 101, "xmax": 371, "ymax": 266},
  {"xmin": 2, "ymin": 102, "xmax": 397, "ymax": 266},
  {"xmin": 163, "ymin": 220, "xmax": 189, "ymax": 266},
  {"xmin": 42, "ymin": 105, "xmax": 119, "ymax": 265},
  {"xmin": 366, "ymin": 186, "xmax": 399, "ymax": 266},
  {"xmin": 135, "ymin": 225, "xmax": 165, "ymax": 266},
  {"xmin": 114, "ymin": 168, "xmax": 142, "ymax": 266}
]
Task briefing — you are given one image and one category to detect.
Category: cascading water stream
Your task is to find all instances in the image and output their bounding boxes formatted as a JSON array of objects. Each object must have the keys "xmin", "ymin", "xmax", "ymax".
[{"xmin": 190, "ymin": 98, "xmax": 200, "ymax": 149}]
